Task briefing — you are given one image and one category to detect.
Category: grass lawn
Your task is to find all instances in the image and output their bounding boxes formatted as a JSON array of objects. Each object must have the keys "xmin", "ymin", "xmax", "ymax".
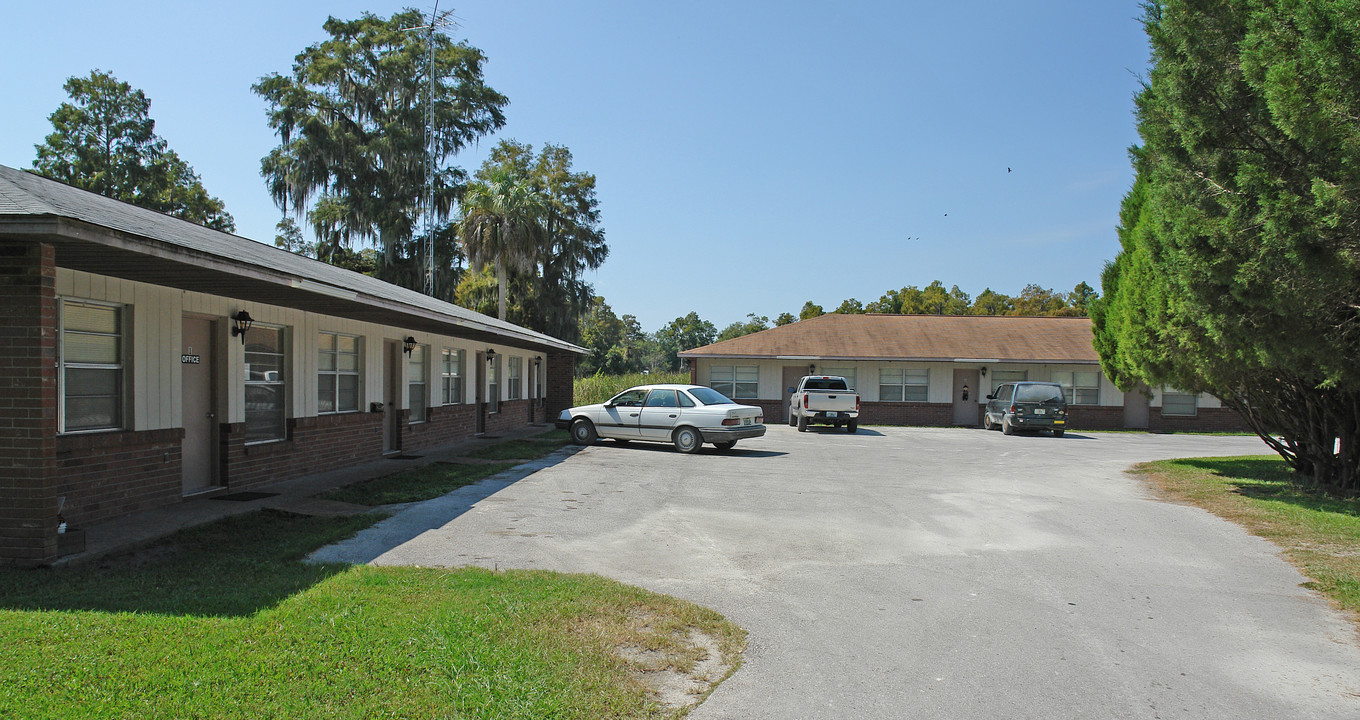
[
  {"xmin": 0, "ymin": 510, "xmax": 745, "ymax": 719},
  {"xmin": 1134, "ymin": 455, "xmax": 1360, "ymax": 617},
  {"xmin": 318, "ymin": 461, "xmax": 519, "ymax": 506},
  {"xmin": 458, "ymin": 429, "xmax": 572, "ymax": 461}
]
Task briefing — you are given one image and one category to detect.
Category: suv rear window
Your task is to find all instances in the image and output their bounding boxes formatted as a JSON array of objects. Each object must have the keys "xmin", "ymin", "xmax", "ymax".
[{"xmin": 1015, "ymin": 384, "xmax": 1065, "ymax": 403}]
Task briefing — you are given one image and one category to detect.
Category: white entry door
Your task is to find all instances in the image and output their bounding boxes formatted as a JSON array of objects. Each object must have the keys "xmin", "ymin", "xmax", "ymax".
[{"xmin": 181, "ymin": 317, "xmax": 217, "ymax": 494}]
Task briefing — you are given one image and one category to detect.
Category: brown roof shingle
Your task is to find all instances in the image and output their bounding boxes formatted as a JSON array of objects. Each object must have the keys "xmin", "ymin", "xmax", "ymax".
[{"xmin": 679, "ymin": 313, "xmax": 1099, "ymax": 364}]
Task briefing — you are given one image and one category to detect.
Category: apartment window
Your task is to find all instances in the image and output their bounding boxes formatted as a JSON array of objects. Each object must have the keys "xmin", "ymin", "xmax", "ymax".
[
  {"xmin": 710, "ymin": 365, "xmax": 758, "ymax": 399},
  {"xmin": 60, "ymin": 300, "xmax": 123, "ymax": 432},
  {"xmin": 508, "ymin": 356, "xmax": 523, "ymax": 400},
  {"xmin": 408, "ymin": 344, "xmax": 427, "ymax": 423},
  {"xmin": 318, "ymin": 332, "xmax": 360, "ymax": 413},
  {"xmin": 820, "ymin": 366, "xmax": 857, "ymax": 391},
  {"xmin": 879, "ymin": 367, "xmax": 929, "ymax": 402},
  {"xmin": 441, "ymin": 348, "xmax": 465, "ymax": 404},
  {"xmin": 488, "ymin": 354, "xmax": 501, "ymax": 413},
  {"xmin": 1053, "ymin": 370, "xmax": 1100, "ymax": 405},
  {"xmin": 990, "ymin": 370, "xmax": 1027, "ymax": 395},
  {"xmin": 244, "ymin": 325, "xmax": 286, "ymax": 443},
  {"xmin": 1162, "ymin": 388, "xmax": 1198, "ymax": 416}
]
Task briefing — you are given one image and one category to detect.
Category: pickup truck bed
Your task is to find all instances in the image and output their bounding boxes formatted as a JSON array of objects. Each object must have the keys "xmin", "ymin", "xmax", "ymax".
[{"xmin": 789, "ymin": 375, "xmax": 860, "ymax": 433}]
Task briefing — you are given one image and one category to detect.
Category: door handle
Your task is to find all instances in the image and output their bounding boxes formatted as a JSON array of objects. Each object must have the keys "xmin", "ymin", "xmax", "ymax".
[
  {"xmin": 629, "ymin": 413, "xmax": 639, "ymax": 417},
  {"xmin": 668, "ymin": 414, "xmax": 677, "ymax": 418}
]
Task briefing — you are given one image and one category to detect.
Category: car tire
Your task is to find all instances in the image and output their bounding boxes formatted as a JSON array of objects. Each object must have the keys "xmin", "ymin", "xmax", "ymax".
[
  {"xmin": 788, "ymin": 412, "xmax": 797, "ymax": 427},
  {"xmin": 570, "ymin": 418, "xmax": 597, "ymax": 445},
  {"xmin": 673, "ymin": 426, "xmax": 701, "ymax": 454},
  {"xmin": 714, "ymin": 441, "xmax": 736, "ymax": 452},
  {"xmin": 982, "ymin": 413, "xmax": 994, "ymax": 431},
  {"xmin": 847, "ymin": 420, "xmax": 857, "ymax": 434},
  {"xmin": 1002, "ymin": 416, "xmax": 1015, "ymax": 436},
  {"xmin": 797, "ymin": 414, "xmax": 808, "ymax": 433},
  {"xmin": 1053, "ymin": 429, "xmax": 1065, "ymax": 438}
]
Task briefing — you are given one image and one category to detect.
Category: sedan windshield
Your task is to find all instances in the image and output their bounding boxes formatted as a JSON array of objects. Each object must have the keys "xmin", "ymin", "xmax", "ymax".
[
  {"xmin": 1015, "ymin": 384, "xmax": 1065, "ymax": 403},
  {"xmin": 688, "ymin": 387, "xmax": 735, "ymax": 405}
]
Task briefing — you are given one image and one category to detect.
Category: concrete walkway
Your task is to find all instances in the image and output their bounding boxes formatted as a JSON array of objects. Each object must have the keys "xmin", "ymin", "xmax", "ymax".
[{"xmin": 58, "ymin": 424, "xmax": 559, "ymax": 565}]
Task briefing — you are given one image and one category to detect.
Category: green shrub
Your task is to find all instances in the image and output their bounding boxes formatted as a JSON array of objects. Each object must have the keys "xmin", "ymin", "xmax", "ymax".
[{"xmin": 573, "ymin": 371, "xmax": 690, "ymax": 405}]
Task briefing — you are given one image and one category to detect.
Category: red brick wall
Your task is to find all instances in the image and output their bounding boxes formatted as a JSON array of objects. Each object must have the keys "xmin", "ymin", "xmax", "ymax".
[
  {"xmin": 54, "ymin": 428, "xmax": 183, "ymax": 527},
  {"xmin": 404, "ymin": 403, "xmax": 477, "ymax": 451},
  {"xmin": 484, "ymin": 399, "xmax": 533, "ymax": 436},
  {"xmin": 220, "ymin": 411, "xmax": 384, "ymax": 489},
  {"xmin": 1065, "ymin": 405, "xmax": 1125, "ymax": 430},
  {"xmin": 0, "ymin": 242, "xmax": 58, "ymax": 566},
  {"xmin": 546, "ymin": 351, "xmax": 576, "ymax": 417},
  {"xmin": 1150, "ymin": 407, "xmax": 1248, "ymax": 433},
  {"xmin": 860, "ymin": 402, "xmax": 957, "ymax": 426}
]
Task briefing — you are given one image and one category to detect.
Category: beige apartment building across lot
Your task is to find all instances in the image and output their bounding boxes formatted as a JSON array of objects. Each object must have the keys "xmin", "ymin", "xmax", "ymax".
[{"xmin": 680, "ymin": 313, "xmax": 1246, "ymax": 433}]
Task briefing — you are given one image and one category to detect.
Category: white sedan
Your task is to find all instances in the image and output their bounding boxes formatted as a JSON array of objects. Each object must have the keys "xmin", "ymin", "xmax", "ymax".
[{"xmin": 555, "ymin": 384, "xmax": 766, "ymax": 453}]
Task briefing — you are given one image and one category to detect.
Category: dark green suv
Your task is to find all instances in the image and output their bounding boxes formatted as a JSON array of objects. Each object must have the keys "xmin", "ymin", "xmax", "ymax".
[{"xmin": 984, "ymin": 381, "xmax": 1068, "ymax": 437}]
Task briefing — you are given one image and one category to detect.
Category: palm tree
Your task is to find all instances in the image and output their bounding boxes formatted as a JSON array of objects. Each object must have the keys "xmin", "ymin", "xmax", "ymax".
[{"xmin": 457, "ymin": 169, "xmax": 545, "ymax": 321}]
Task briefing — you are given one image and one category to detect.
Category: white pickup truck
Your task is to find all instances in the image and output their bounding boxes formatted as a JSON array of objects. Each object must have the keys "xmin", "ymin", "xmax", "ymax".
[{"xmin": 789, "ymin": 375, "xmax": 860, "ymax": 433}]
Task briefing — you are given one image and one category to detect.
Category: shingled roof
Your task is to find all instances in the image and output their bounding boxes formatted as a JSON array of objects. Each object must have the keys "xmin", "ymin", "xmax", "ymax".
[
  {"xmin": 679, "ymin": 313, "xmax": 1100, "ymax": 364},
  {"xmin": 0, "ymin": 165, "xmax": 584, "ymax": 354}
]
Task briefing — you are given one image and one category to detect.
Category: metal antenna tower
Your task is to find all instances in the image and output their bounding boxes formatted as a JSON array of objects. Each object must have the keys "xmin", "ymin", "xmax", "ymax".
[{"xmin": 406, "ymin": 3, "xmax": 458, "ymax": 297}]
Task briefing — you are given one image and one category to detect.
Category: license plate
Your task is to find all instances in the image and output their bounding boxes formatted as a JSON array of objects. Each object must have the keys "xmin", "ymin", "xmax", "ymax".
[
  {"xmin": 743, "ymin": 418, "xmax": 752, "ymax": 426},
  {"xmin": 1034, "ymin": 409, "xmax": 1046, "ymax": 415},
  {"xmin": 826, "ymin": 411, "xmax": 838, "ymax": 418}
]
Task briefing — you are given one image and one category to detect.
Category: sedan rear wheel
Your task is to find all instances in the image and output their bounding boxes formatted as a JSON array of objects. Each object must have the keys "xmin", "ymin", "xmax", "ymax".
[
  {"xmin": 570, "ymin": 417, "xmax": 597, "ymax": 445},
  {"xmin": 673, "ymin": 426, "xmax": 701, "ymax": 454}
]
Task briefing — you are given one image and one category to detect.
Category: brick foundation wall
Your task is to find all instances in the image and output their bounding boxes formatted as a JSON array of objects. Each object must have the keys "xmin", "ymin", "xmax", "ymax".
[
  {"xmin": 484, "ymin": 399, "xmax": 534, "ymax": 436},
  {"xmin": 1150, "ymin": 407, "xmax": 1249, "ymax": 433},
  {"xmin": 1065, "ymin": 405, "xmax": 1125, "ymax": 431},
  {"xmin": 0, "ymin": 242, "xmax": 58, "ymax": 565},
  {"xmin": 546, "ymin": 351, "xmax": 576, "ymax": 417},
  {"xmin": 220, "ymin": 411, "xmax": 384, "ymax": 489},
  {"xmin": 860, "ymin": 402, "xmax": 957, "ymax": 426},
  {"xmin": 404, "ymin": 403, "xmax": 477, "ymax": 451},
  {"xmin": 54, "ymin": 428, "xmax": 184, "ymax": 527}
]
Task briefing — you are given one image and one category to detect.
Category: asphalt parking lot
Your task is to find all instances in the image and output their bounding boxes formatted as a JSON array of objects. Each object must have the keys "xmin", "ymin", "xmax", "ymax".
[{"xmin": 314, "ymin": 426, "xmax": 1360, "ymax": 719}]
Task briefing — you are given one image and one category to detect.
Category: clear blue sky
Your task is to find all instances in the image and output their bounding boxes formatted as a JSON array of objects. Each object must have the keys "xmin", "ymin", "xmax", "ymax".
[{"xmin": 0, "ymin": 1, "xmax": 1150, "ymax": 333}]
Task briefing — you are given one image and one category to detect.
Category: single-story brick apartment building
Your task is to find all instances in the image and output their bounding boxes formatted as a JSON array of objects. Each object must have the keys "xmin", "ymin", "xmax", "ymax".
[
  {"xmin": 0, "ymin": 165, "xmax": 584, "ymax": 566},
  {"xmin": 679, "ymin": 313, "xmax": 1246, "ymax": 433}
]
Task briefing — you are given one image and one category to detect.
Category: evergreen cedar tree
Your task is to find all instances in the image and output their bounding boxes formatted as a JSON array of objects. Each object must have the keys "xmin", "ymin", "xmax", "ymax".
[{"xmin": 1091, "ymin": 0, "xmax": 1360, "ymax": 491}]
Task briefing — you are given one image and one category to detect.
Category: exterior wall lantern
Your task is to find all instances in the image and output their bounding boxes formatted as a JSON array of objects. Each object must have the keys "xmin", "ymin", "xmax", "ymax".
[
  {"xmin": 230, "ymin": 310, "xmax": 254, "ymax": 344},
  {"xmin": 808, "ymin": 363, "xmax": 816, "ymax": 375},
  {"xmin": 533, "ymin": 355, "xmax": 542, "ymax": 367},
  {"xmin": 980, "ymin": 366, "xmax": 987, "ymax": 377},
  {"xmin": 486, "ymin": 348, "xmax": 497, "ymax": 364},
  {"xmin": 403, "ymin": 336, "xmax": 417, "ymax": 356}
]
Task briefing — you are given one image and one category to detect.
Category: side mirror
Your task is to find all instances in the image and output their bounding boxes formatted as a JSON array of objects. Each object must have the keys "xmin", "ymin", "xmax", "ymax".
[
  {"xmin": 985, "ymin": 394, "xmax": 994, "ymax": 400},
  {"xmin": 787, "ymin": 386, "xmax": 795, "ymax": 394},
  {"xmin": 603, "ymin": 402, "xmax": 615, "ymax": 408}
]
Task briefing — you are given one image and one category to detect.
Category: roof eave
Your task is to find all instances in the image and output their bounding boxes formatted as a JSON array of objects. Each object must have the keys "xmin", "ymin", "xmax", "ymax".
[{"xmin": 0, "ymin": 215, "xmax": 586, "ymax": 355}]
